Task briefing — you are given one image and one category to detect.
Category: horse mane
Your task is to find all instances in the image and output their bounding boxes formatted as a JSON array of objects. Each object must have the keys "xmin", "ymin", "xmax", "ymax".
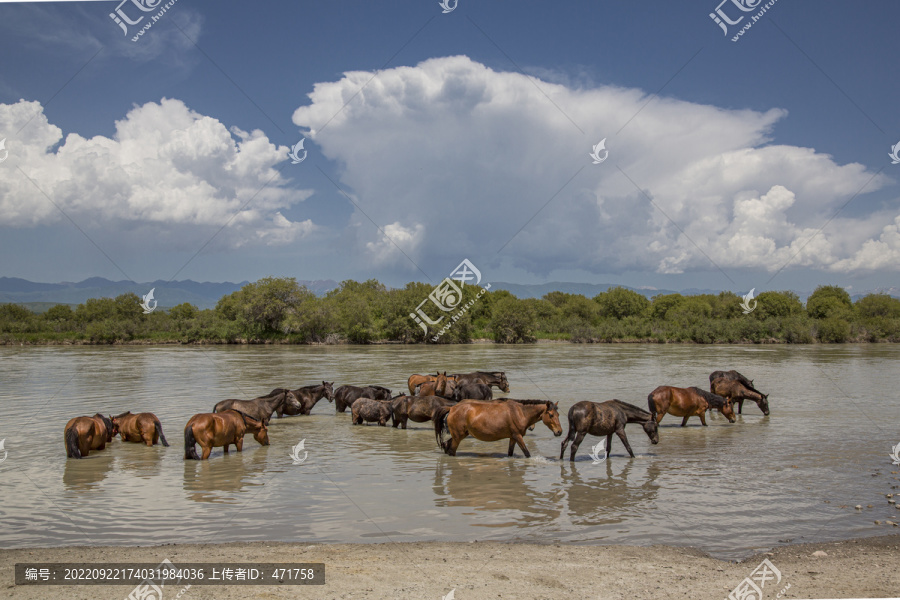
[
  {"xmin": 227, "ymin": 408, "xmax": 261, "ymax": 423},
  {"xmin": 508, "ymin": 399, "xmax": 553, "ymax": 407},
  {"xmin": 112, "ymin": 411, "xmax": 132, "ymax": 420},
  {"xmin": 689, "ymin": 387, "xmax": 728, "ymax": 408},
  {"xmin": 263, "ymin": 388, "xmax": 289, "ymax": 397},
  {"xmin": 368, "ymin": 385, "xmax": 391, "ymax": 392},
  {"xmin": 94, "ymin": 413, "xmax": 114, "ymax": 432},
  {"xmin": 606, "ymin": 399, "xmax": 652, "ymax": 420}
]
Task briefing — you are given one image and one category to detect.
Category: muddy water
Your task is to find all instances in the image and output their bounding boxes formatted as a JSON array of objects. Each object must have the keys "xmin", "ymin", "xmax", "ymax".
[{"xmin": 0, "ymin": 344, "xmax": 897, "ymax": 559}]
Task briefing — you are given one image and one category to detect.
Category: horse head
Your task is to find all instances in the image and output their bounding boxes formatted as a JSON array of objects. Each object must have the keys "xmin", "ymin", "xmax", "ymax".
[
  {"xmin": 758, "ymin": 393, "xmax": 770, "ymax": 416},
  {"xmin": 324, "ymin": 381, "xmax": 335, "ymax": 402},
  {"xmin": 97, "ymin": 414, "xmax": 117, "ymax": 441},
  {"xmin": 541, "ymin": 401, "xmax": 563, "ymax": 437},
  {"xmin": 643, "ymin": 418, "xmax": 659, "ymax": 444},
  {"xmin": 499, "ymin": 373, "xmax": 510, "ymax": 393},
  {"xmin": 248, "ymin": 415, "xmax": 269, "ymax": 446},
  {"xmin": 721, "ymin": 398, "xmax": 736, "ymax": 423},
  {"xmin": 285, "ymin": 390, "xmax": 303, "ymax": 412}
]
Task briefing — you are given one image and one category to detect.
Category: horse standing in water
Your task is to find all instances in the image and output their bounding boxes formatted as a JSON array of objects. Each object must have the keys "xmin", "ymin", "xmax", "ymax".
[
  {"xmin": 407, "ymin": 373, "xmax": 454, "ymax": 395},
  {"xmin": 334, "ymin": 385, "xmax": 392, "ymax": 412},
  {"xmin": 64, "ymin": 413, "xmax": 117, "ymax": 458},
  {"xmin": 213, "ymin": 390, "xmax": 299, "ymax": 422},
  {"xmin": 417, "ymin": 372, "xmax": 457, "ymax": 399},
  {"xmin": 452, "ymin": 382, "xmax": 493, "ymax": 401},
  {"xmin": 710, "ymin": 377, "xmax": 769, "ymax": 415},
  {"xmin": 111, "ymin": 411, "xmax": 169, "ymax": 446},
  {"xmin": 450, "ymin": 371, "xmax": 510, "ymax": 393},
  {"xmin": 184, "ymin": 410, "xmax": 269, "ymax": 460},
  {"xmin": 391, "ymin": 395, "xmax": 456, "ymax": 429},
  {"xmin": 647, "ymin": 386, "xmax": 735, "ymax": 426},
  {"xmin": 281, "ymin": 382, "xmax": 335, "ymax": 416},
  {"xmin": 435, "ymin": 399, "xmax": 562, "ymax": 457},
  {"xmin": 560, "ymin": 400, "xmax": 659, "ymax": 461}
]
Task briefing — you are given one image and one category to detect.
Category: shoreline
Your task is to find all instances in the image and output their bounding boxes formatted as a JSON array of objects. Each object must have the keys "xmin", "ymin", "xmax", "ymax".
[
  {"xmin": 3, "ymin": 535, "xmax": 899, "ymax": 599},
  {"xmin": 2, "ymin": 338, "xmax": 898, "ymax": 346}
]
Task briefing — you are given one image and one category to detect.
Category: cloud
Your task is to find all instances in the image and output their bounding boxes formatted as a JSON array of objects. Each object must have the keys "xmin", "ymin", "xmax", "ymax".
[
  {"xmin": 292, "ymin": 55, "xmax": 895, "ymax": 277},
  {"xmin": 0, "ymin": 98, "xmax": 315, "ymax": 247}
]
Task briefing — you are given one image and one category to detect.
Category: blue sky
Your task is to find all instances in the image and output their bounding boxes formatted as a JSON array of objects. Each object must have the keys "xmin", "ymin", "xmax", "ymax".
[{"xmin": 0, "ymin": 0, "xmax": 898, "ymax": 296}]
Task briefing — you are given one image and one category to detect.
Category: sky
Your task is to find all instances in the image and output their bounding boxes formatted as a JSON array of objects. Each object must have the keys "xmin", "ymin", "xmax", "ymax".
[{"xmin": 0, "ymin": 0, "xmax": 898, "ymax": 296}]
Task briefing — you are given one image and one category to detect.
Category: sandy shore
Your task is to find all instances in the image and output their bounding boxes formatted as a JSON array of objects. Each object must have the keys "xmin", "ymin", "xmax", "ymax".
[{"xmin": 2, "ymin": 536, "xmax": 899, "ymax": 599}]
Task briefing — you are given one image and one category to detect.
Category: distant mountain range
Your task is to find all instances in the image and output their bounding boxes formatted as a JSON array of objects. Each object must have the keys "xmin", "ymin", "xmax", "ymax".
[
  {"xmin": 0, "ymin": 277, "xmax": 339, "ymax": 310},
  {"xmin": 0, "ymin": 277, "xmax": 896, "ymax": 311}
]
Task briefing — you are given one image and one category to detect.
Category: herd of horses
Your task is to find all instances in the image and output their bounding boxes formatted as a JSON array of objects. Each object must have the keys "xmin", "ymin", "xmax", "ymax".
[{"xmin": 62, "ymin": 369, "xmax": 769, "ymax": 463}]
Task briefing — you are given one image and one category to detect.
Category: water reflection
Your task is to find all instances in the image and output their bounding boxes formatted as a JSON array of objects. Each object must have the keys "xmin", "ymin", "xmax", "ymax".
[
  {"xmin": 62, "ymin": 452, "xmax": 116, "ymax": 492},
  {"xmin": 558, "ymin": 461, "xmax": 661, "ymax": 527},
  {"xmin": 182, "ymin": 446, "xmax": 271, "ymax": 503}
]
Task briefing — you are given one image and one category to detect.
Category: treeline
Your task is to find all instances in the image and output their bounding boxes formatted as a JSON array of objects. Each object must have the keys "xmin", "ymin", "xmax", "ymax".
[{"xmin": 2, "ymin": 277, "xmax": 900, "ymax": 344}]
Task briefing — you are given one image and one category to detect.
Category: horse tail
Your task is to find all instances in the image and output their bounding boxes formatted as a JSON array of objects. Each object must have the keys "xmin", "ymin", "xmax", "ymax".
[
  {"xmin": 647, "ymin": 390, "xmax": 658, "ymax": 421},
  {"xmin": 433, "ymin": 406, "xmax": 451, "ymax": 453},
  {"xmin": 65, "ymin": 426, "xmax": 81, "ymax": 459},
  {"xmin": 184, "ymin": 425, "xmax": 200, "ymax": 460},
  {"xmin": 154, "ymin": 417, "xmax": 169, "ymax": 447}
]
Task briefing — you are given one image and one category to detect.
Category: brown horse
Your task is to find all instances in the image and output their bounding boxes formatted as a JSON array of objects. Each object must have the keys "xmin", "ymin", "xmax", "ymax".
[
  {"xmin": 417, "ymin": 372, "xmax": 457, "ymax": 398},
  {"xmin": 392, "ymin": 394, "xmax": 456, "ymax": 429},
  {"xmin": 184, "ymin": 410, "xmax": 269, "ymax": 460},
  {"xmin": 710, "ymin": 377, "xmax": 769, "ymax": 415},
  {"xmin": 64, "ymin": 413, "xmax": 117, "ymax": 458},
  {"xmin": 111, "ymin": 411, "xmax": 169, "ymax": 447},
  {"xmin": 709, "ymin": 369, "xmax": 761, "ymax": 393},
  {"xmin": 560, "ymin": 400, "xmax": 659, "ymax": 461},
  {"xmin": 281, "ymin": 382, "xmax": 335, "ymax": 416},
  {"xmin": 648, "ymin": 386, "xmax": 735, "ymax": 426},
  {"xmin": 435, "ymin": 399, "xmax": 562, "ymax": 457},
  {"xmin": 407, "ymin": 373, "xmax": 455, "ymax": 395}
]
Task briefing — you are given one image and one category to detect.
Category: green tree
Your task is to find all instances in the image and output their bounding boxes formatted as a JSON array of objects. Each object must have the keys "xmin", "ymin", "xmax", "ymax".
[
  {"xmin": 649, "ymin": 293, "xmax": 684, "ymax": 319},
  {"xmin": 490, "ymin": 296, "xmax": 536, "ymax": 343},
  {"xmin": 595, "ymin": 287, "xmax": 650, "ymax": 319},
  {"xmin": 856, "ymin": 294, "xmax": 900, "ymax": 319},
  {"xmin": 806, "ymin": 285, "xmax": 853, "ymax": 319},
  {"xmin": 754, "ymin": 291, "xmax": 803, "ymax": 319}
]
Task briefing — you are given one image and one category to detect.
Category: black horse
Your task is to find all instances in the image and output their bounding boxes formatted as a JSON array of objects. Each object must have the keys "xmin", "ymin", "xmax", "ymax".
[
  {"xmin": 281, "ymin": 382, "xmax": 335, "ymax": 416},
  {"xmin": 452, "ymin": 382, "xmax": 493, "ymax": 401},
  {"xmin": 334, "ymin": 385, "xmax": 392, "ymax": 413},
  {"xmin": 709, "ymin": 370, "xmax": 763, "ymax": 395},
  {"xmin": 560, "ymin": 399, "xmax": 659, "ymax": 461}
]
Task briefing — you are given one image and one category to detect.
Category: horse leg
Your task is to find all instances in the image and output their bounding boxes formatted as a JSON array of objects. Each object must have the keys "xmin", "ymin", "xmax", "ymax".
[
  {"xmin": 570, "ymin": 432, "xmax": 587, "ymax": 462},
  {"xmin": 512, "ymin": 433, "xmax": 530, "ymax": 458},
  {"xmin": 447, "ymin": 433, "xmax": 464, "ymax": 457},
  {"xmin": 235, "ymin": 436, "xmax": 244, "ymax": 452},
  {"xmin": 223, "ymin": 443, "xmax": 229, "ymax": 454},
  {"xmin": 699, "ymin": 411, "xmax": 708, "ymax": 426},
  {"xmin": 680, "ymin": 416, "xmax": 689, "ymax": 427},
  {"xmin": 559, "ymin": 427, "xmax": 574, "ymax": 460},
  {"xmin": 615, "ymin": 428, "xmax": 635, "ymax": 458},
  {"xmin": 737, "ymin": 399, "xmax": 744, "ymax": 414},
  {"xmin": 201, "ymin": 445, "xmax": 211, "ymax": 460},
  {"xmin": 508, "ymin": 438, "xmax": 517, "ymax": 457}
]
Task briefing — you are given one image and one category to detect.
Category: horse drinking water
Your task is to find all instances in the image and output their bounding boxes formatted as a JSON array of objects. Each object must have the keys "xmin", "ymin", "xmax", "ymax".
[
  {"xmin": 111, "ymin": 411, "xmax": 169, "ymax": 446},
  {"xmin": 647, "ymin": 386, "xmax": 735, "ymax": 426}
]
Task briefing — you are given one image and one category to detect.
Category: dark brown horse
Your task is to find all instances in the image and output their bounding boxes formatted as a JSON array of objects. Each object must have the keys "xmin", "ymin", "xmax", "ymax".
[
  {"xmin": 334, "ymin": 385, "xmax": 392, "ymax": 412},
  {"xmin": 435, "ymin": 399, "xmax": 562, "ymax": 457},
  {"xmin": 710, "ymin": 377, "xmax": 769, "ymax": 415},
  {"xmin": 648, "ymin": 386, "xmax": 735, "ymax": 426},
  {"xmin": 213, "ymin": 390, "xmax": 299, "ymax": 422},
  {"xmin": 64, "ymin": 413, "xmax": 116, "ymax": 458},
  {"xmin": 351, "ymin": 398, "xmax": 393, "ymax": 426},
  {"xmin": 709, "ymin": 370, "xmax": 763, "ymax": 394},
  {"xmin": 111, "ymin": 411, "xmax": 169, "ymax": 447},
  {"xmin": 452, "ymin": 382, "xmax": 493, "ymax": 401},
  {"xmin": 184, "ymin": 410, "xmax": 269, "ymax": 460},
  {"xmin": 391, "ymin": 394, "xmax": 456, "ymax": 429},
  {"xmin": 281, "ymin": 382, "xmax": 335, "ymax": 416},
  {"xmin": 450, "ymin": 371, "xmax": 510, "ymax": 393},
  {"xmin": 560, "ymin": 400, "xmax": 659, "ymax": 461}
]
